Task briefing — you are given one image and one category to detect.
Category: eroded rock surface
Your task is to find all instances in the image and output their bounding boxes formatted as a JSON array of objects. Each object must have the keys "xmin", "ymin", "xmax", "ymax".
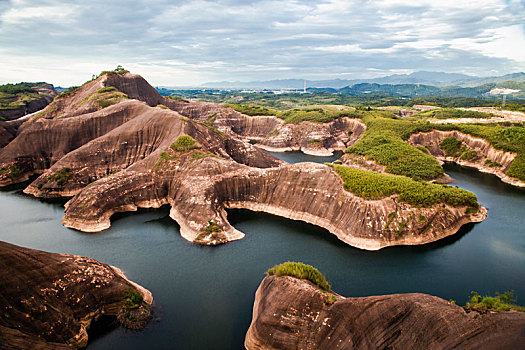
[
  {"xmin": 0, "ymin": 241, "xmax": 153, "ymax": 349},
  {"xmin": 0, "ymin": 73, "xmax": 485, "ymax": 250},
  {"xmin": 245, "ymin": 275, "xmax": 525, "ymax": 350}
]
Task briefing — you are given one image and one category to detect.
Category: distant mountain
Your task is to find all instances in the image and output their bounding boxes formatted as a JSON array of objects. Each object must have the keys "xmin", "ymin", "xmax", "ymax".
[
  {"xmin": 201, "ymin": 71, "xmax": 524, "ymax": 90},
  {"xmin": 452, "ymin": 72, "xmax": 525, "ymax": 87}
]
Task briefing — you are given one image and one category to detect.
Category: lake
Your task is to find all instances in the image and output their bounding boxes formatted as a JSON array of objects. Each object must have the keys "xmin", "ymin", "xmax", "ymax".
[{"xmin": 0, "ymin": 152, "xmax": 524, "ymax": 349}]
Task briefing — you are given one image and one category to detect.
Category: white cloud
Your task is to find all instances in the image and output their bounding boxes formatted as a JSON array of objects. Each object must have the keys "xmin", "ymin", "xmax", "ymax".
[{"xmin": 0, "ymin": 0, "xmax": 523, "ymax": 86}]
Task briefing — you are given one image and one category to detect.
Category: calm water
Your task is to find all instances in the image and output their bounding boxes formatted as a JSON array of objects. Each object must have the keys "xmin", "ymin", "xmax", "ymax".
[{"xmin": 0, "ymin": 155, "xmax": 524, "ymax": 349}]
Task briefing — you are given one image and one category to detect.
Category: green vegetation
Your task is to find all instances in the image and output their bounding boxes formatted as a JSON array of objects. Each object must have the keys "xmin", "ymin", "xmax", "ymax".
[
  {"xmin": 268, "ymin": 262, "xmax": 331, "ymax": 291},
  {"xmin": 192, "ymin": 152, "xmax": 218, "ymax": 160},
  {"xmin": 101, "ymin": 65, "xmax": 130, "ymax": 76},
  {"xmin": 122, "ymin": 287, "xmax": 144, "ymax": 310},
  {"xmin": 0, "ymin": 165, "xmax": 20, "ymax": 179},
  {"xmin": 153, "ymin": 151, "xmax": 177, "ymax": 172},
  {"xmin": 56, "ymin": 86, "xmax": 80, "ymax": 99},
  {"xmin": 93, "ymin": 89, "xmax": 128, "ymax": 109},
  {"xmin": 464, "ymin": 291, "xmax": 524, "ymax": 313},
  {"xmin": 460, "ymin": 150, "xmax": 477, "ymax": 161},
  {"xmin": 156, "ymin": 104, "xmax": 169, "ymax": 109},
  {"xmin": 277, "ymin": 107, "xmax": 360, "ymax": 124},
  {"xmin": 384, "ymin": 211, "xmax": 396, "ymax": 229},
  {"xmin": 440, "ymin": 137, "xmax": 463, "ymax": 157},
  {"xmin": 484, "ymin": 159, "xmax": 502, "ymax": 168},
  {"xmin": 346, "ymin": 114, "xmax": 444, "ymax": 180},
  {"xmin": 171, "ymin": 135, "xmax": 201, "ymax": 152},
  {"xmin": 223, "ymin": 103, "xmax": 278, "ymax": 116},
  {"xmin": 46, "ymin": 167, "xmax": 73, "ymax": 185},
  {"xmin": 435, "ymin": 124, "xmax": 525, "ymax": 181},
  {"xmin": 201, "ymin": 221, "xmax": 221, "ymax": 234},
  {"xmin": 416, "ymin": 108, "xmax": 491, "ymax": 119},
  {"xmin": 0, "ymin": 83, "xmax": 43, "ymax": 110},
  {"xmin": 96, "ymin": 86, "xmax": 117, "ymax": 94},
  {"xmin": 330, "ymin": 164, "xmax": 478, "ymax": 208}
]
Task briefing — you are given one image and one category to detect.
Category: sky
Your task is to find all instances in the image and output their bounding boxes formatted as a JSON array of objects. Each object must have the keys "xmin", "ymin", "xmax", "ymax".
[{"xmin": 0, "ymin": 0, "xmax": 524, "ymax": 87}]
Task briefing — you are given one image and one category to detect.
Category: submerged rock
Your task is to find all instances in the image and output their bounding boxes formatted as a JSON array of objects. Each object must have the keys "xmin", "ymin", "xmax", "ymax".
[
  {"xmin": 245, "ymin": 275, "xmax": 525, "ymax": 350},
  {"xmin": 0, "ymin": 241, "xmax": 152, "ymax": 349}
]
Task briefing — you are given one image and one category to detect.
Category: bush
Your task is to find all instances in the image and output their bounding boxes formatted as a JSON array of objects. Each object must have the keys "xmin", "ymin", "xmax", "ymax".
[
  {"xmin": 268, "ymin": 262, "xmax": 331, "ymax": 291},
  {"xmin": 464, "ymin": 291, "xmax": 524, "ymax": 313},
  {"xmin": 122, "ymin": 287, "xmax": 143, "ymax": 310},
  {"xmin": 170, "ymin": 135, "xmax": 201, "ymax": 153},
  {"xmin": 345, "ymin": 114, "xmax": 443, "ymax": 180},
  {"xmin": 47, "ymin": 167, "xmax": 73, "ymax": 185},
  {"xmin": 93, "ymin": 91, "xmax": 128, "ymax": 109},
  {"xmin": 277, "ymin": 107, "xmax": 361, "ymax": 124},
  {"xmin": 223, "ymin": 103, "xmax": 278, "ymax": 116},
  {"xmin": 330, "ymin": 164, "xmax": 479, "ymax": 208},
  {"xmin": 440, "ymin": 137, "xmax": 463, "ymax": 157}
]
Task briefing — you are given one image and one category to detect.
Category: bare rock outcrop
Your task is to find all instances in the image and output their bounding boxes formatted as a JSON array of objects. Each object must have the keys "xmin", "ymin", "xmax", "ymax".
[
  {"xmin": 0, "ymin": 241, "xmax": 153, "ymax": 349},
  {"xmin": 409, "ymin": 130, "xmax": 525, "ymax": 188},
  {"xmin": 245, "ymin": 275, "xmax": 525, "ymax": 350}
]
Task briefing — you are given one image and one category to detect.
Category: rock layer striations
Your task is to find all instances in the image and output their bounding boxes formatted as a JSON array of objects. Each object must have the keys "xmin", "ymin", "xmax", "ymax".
[
  {"xmin": 0, "ymin": 241, "xmax": 152, "ymax": 349},
  {"xmin": 0, "ymin": 72, "xmax": 485, "ymax": 249},
  {"xmin": 245, "ymin": 275, "xmax": 525, "ymax": 350}
]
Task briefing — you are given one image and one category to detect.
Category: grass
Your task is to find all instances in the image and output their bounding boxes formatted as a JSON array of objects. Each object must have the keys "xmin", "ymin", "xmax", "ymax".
[
  {"xmin": 156, "ymin": 104, "xmax": 169, "ymax": 109},
  {"xmin": 97, "ymin": 86, "xmax": 117, "ymax": 93},
  {"xmin": 268, "ymin": 262, "xmax": 331, "ymax": 291},
  {"xmin": 56, "ymin": 86, "xmax": 80, "ymax": 99},
  {"xmin": 464, "ymin": 291, "xmax": 524, "ymax": 313},
  {"xmin": 330, "ymin": 164, "xmax": 479, "ymax": 208}
]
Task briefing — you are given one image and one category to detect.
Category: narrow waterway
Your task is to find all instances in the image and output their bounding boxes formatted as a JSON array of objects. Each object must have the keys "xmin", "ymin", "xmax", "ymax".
[{"xmin": 0, "ymin": 155, "xmax": 523, "ymax": 349}]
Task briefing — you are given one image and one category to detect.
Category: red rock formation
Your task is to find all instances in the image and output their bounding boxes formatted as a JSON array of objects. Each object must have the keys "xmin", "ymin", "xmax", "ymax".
[
  {"xmin": 0, "ymin": 72, "xmax": 485, "ymax": 250},
  {"xmin": 245, "ymin": 275, "xmax": 525, "ymax": 350},
  {"xmin": 0, "ymin": 241, "xmax": 152, "ymax": 349}
]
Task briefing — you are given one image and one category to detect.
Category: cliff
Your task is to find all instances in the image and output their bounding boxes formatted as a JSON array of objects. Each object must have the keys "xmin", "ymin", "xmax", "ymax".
[
  {"xmin": 0, "ymin": 241, "xmax": 152, "ymax": 349},
  {"xmin": 245, "ymin": 275, "xmax": 525, "ymax": 350},
  {"xmin": 0, "ymin": 72, "xmax": 485, "ymax": 250},
  {"xmin": 409, "ymin": 130, "xmax": 525, "ymax": 188}
]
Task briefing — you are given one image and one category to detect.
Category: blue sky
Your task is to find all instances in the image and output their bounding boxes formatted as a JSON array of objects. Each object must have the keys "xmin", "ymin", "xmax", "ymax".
[{"xmin": 0, "ymin": 0, "xmax": 524, "ymax": 86}]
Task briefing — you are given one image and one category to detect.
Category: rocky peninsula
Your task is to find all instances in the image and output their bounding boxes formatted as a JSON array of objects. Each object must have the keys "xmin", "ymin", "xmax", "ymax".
[
  {"xmin": 0, "ymin": 241, "xmax": 152, "ymax": 349},
  {"xmin": 245, "ymin": 271, "xmax": 525, "ymax": 349}
]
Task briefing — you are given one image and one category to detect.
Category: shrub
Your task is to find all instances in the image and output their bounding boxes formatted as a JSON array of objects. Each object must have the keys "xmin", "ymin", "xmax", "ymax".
[
  {"xmin": 223, "ymin": 103, "xmax": 278, "ymax": 116},
  {"xmin": 330, "ymin": 164, "xmax": 478, "ymax": 208},
  {"xmin": 440, "ymin": 137, "xmax": 463, "ymax": 157},
  {"xmin": 47, "ymin": 167, "xmax": 73, "ymax": 185},
  {"xmin": 484, "ymin": 159, "xmax": 502, "ymax": 168},
  {"xmin": 156, "ymin": 104, "xmax": 169, "ymax": 109},
  {"xmin": 268, "ymin": 262, "xmax": 331, "ymax": 291},
  {"xmin": 171, "ymin": 135, "xmax": 201, "ymax": 153},
  {"xmin": 122, "ymin": 287, "xmax": 143, "ymax": 310},
  {"xmin": 464, "ymin": 291, "xmax": 524, "ymax": 313},
  {"xmin": 97, "ymin": 86, "xmax": 117, "ymax": 93}
]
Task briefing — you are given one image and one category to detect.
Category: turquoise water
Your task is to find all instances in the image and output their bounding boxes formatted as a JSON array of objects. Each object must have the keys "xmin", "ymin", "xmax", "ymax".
[{"xmin": 0, "ymin": 156, "xmax": 524, "ymax": 349}]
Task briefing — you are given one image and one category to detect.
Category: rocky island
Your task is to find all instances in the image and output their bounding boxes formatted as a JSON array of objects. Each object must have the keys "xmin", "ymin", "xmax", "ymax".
[
  {"xmin": 0, "ymin": 68, "xmax": 498, "ymax": 250},
  {"xmin": 245, "ymin": 263, "xmax": 525, "ymax": 349},
  {"xmin": 0, "ymin": 241, "xmax": 152, "ymax": 349}
]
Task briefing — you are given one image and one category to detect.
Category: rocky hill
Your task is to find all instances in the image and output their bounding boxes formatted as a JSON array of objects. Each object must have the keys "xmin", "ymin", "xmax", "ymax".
[
  {"xmin": 245, "ymin": 274, "xmax": 525, "ymax": 349},
  {"xmin": 0, "ymin": 69, "xmax": 486, "ymax": 250},
  {"xmin": 0, "ymin": 82, "xmax": 57, "ymax": 120},
  {"xmin": 0, "ymin": 241, "xmax": 152, "ymax": 349}
]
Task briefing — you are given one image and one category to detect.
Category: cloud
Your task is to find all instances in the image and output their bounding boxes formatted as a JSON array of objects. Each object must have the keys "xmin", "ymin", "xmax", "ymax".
[{"xmin": 0, "ymin": 0, "xmax": 524, "ymax": 86}]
